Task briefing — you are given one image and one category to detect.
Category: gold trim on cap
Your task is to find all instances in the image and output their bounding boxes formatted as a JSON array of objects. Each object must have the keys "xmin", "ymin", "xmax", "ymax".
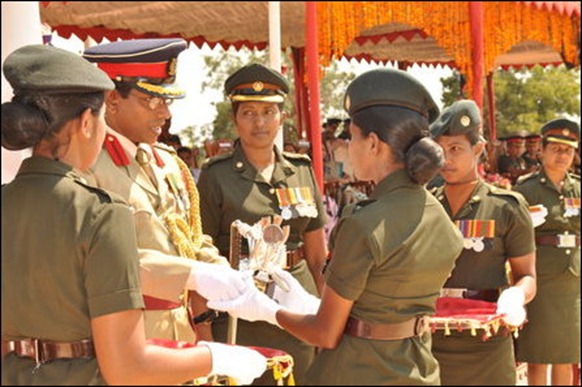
[
  {"xmin": 229, "ymin": 94, "xmax": 284, "ymax": 103},
  {"xmin": 136, "ymin": 81, "xmax": 184, "ymax": 96},
  {"xmin": 546, "ymin": 137, "xmax": 579, "ymax": 149}
]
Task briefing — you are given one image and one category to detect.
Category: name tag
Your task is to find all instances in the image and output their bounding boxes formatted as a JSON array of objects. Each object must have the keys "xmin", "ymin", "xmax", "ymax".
[{"xmin": 558, "ymin": 234, "xmax": 577, "ymax": 248}]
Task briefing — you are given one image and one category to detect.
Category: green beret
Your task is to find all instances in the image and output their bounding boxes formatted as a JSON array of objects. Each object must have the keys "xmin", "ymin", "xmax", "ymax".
[
  {"xmin": 540, "ymin": 118, "xmax": 580, "ymax": 149},
  {"xmin": 344, "ymin": 68, "xmax": 439, "ymax": 123},
  {"xmin": 3, "ymin": 44, "xmax": 114, "ymax": 94},
  {"xmin": 224, "ymin": 63, "xmax": 289, "ymax": 103},
  {"xmin": 429, "ymin": 99, "xmax": 482, "ymax": 138}
]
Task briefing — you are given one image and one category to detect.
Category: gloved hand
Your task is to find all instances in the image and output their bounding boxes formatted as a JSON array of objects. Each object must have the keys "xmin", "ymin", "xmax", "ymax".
[
  {"xmin": 187, "ymin": 261, "xmax": 252, "ymax": 301},
  {"xmin": 496, "ymin": 286, "xmax": 526, "ymax": 326},
  {"xmin": 271, "ymin": 268, "xmax": 320, "ymax": 315},
  {"xmin": 208, "ymin": 280, "xmax": 282, "ymax": 327},
  {"xmin": 199, "ymin": 341, "xmax": 267, "ymax": 385}
]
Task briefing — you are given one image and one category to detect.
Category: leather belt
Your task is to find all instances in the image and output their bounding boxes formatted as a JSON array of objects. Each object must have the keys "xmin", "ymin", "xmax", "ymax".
[
  {"xmin": 143, "ymin": 295, "xmax": 182, "ymax": 310},
  {"xmin": 536, "ymin": 235, "xmax": 580, "ymax": 248},
  {"xmin": 3, "ymin": 338, "xmax": 95, "ymax": 364},
  {"xmin": 344, "ymin": 316, "xmax": 429, "ymax": 341},
  {"xmin": 440, "ymin": 288, "xmax": 500, "ymax": 302}
]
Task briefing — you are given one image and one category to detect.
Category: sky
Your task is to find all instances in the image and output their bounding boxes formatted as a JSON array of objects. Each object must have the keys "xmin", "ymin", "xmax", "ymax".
[{"xmin": 52, "ymin": 34, "xmax": 453, "ymax": 137}]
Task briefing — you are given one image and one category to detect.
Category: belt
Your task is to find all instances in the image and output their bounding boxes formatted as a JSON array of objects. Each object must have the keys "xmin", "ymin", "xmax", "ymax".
[
  {"xmin": 143, "ymin": 295, "xmax": 182, "ymax": 310},
  {"xmin": 440, "ymin": 288, "xmax": 500, "ymax": 302},
  {"xmin": 3, "ymin": 338, "xmax": 95, "ymax": 364},
  {"xmin": 536, "ymin": 235, "xmax": 580, "ymax": 248},
  {"xmin": 240, "ymin": 246, "xmax": 305, "ymax": 269},
  {"xmin": 344, "ymin": 316, "xmax": 429, "ymax": 340}
]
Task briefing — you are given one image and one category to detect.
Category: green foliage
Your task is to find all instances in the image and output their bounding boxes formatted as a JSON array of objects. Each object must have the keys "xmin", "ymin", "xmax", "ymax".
[{"xmin": 441, "ymin": 65, "xmax": 580, "ymax": 139}]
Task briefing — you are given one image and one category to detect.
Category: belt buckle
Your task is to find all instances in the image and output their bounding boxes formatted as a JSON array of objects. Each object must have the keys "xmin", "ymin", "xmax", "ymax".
[
  {"xmin": 557, "ymin": 233, "xmax": 576, "ymax": 248},
  {"xmin": 414, "ymin": 316, "xmax": 429, "ymax": 336},
  {"xmin": 440, "ymin": 288, "xmax": 466, "ymax": 298}
]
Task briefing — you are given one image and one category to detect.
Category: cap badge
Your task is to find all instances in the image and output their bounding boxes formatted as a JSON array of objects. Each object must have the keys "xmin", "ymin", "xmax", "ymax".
[
  {"xmin": 562, "ymin": 129, "xmax": 571, "ymax": 136},
  {"xmin": 253, "ymin": 81, "xmax": 264, "ymax": 92},
  {"xmin": 168, "ymin": 58, "xmax": 177, "ymax": 77},
  {"xmin": 460, "ymin": 115, "xmax": 471, "ymax": 127}
]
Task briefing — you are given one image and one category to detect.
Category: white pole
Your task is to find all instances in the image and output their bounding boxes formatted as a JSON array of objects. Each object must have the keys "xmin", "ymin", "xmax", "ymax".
[
  {"xmin": 268, "ymin": 1, "xmax": 284, "ymax": 150},
  {"xmin": 2, "ymin": 1, "xmax": 42, "ymax": 184}
]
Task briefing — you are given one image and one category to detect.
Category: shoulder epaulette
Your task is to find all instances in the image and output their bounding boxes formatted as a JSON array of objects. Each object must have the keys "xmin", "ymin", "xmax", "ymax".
[
  {"xmin": 515, "ymin": 171, "xmax": 539, "ymax": 186},
  {"xmin": 103, "ymin": 133, "xmax": 130, "ymax": 166},
  {"xmin": 282, "ymin": 151, "xmax": 312, "ymax": 164},
  {"xmin": 487, "ymin": 185, "xmax": 524, "ymax": 203},
  {"xmin": 201, "ymin": 151, "xmax": 234, "ymax": 169},
  {"xmin": 340, "ymin": 199, "xmax": 376, "ymax": 218},
  {"xmin": 74, "ymin": 178, "xmax": 128, "ymax": 205}
]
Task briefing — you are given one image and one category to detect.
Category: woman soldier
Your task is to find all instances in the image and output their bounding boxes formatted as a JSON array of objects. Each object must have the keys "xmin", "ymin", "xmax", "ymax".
[
  {"xmin": 208, "ymin": 68, "xmax": 465, "ymax": 385},
  {"xmin": 428, "ymin": 100, "xmax": 537, "ymax": 385},
  {"xmin": 513, "ymin": 118, "xmax": 580, "ymax": 386},
  {"xmin": 1, "ymin": 44, "xmax": 266, "ymax": 385},
  {"xmin": 197, "ymin": 63, "xmax": 328, "ymax": 384}
]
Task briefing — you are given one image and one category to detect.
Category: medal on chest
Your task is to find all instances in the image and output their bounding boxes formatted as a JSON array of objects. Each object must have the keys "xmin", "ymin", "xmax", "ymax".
[
  {"xmin": 563, "ymin": 197, "xmax": 580, "ymax": 218},
  {"xmin": 275, "ymin": 187, "xmax": 318, "ymax": 220},
  {"xmin": 455, "ymin": 219, "xmax": 496, "ymax": 252},
  {"xmin": 165, "ymin": 173, "xmax": 189, "ymax": 212}
]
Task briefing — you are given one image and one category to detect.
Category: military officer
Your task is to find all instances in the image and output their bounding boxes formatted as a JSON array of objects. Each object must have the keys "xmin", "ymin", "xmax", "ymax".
[
  {"xmin": 429, "ymin": 100, "xmax": 537, "ymax": 385},
  {"xmin": 523, "ymin": 133, "xmax": 542, "ymax": 170},
  {"xmin": 497, "ymin": 132, "xmax": 529, "ymax": 184},
  {"xmin": 197, "ymin": 63, "xmax": 328, "ymax": 384},
  {"xmin": 208, "ymin": 68, "xmax": 465, "ymax": 385},
  {"xmin": 1, "ymin": 44, "xmax": 266, "ymax": 385},
  {"xmin": 513, "ymin": 118, "xmax": 580, "ymax": 385},
  {"xmin": 81, "ymin": 38, "xmax": 251, "ymax": 344}
]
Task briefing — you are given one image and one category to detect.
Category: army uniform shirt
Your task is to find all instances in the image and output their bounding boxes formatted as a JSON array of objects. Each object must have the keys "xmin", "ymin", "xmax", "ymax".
[
  {"xmin": 197, "ymin": 140, "xmax": 326, "ymax": 384},
  {"xmin": 2, "ymin": 157, "xmax": 143, "ymax": 385},
  {"xmin": 82, "ymin": 128, "xmax": 227, "ymax": 342},
  {"xmin": 513, "ymin": 170, "xmax": 580, "ymax": 364},
  {"xmin": 430, "ymin": 179, "xmax": 535, "ymax": 385},
  {"xmin": 306, "ymin": 169, "xmax": 463, "ymax": 385}
]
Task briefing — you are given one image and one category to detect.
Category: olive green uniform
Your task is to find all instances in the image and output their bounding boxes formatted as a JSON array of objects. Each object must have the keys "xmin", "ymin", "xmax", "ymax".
[
  {"xmin": 305, "ymin": 170, "xmax": 463, "ymax": 385},
  {"xmin": 2, "ymin": 157, "xmax": 144, "ymax": 385},
  {"xmin": 82, "ymin": 129, "xmax": 227, "ymax": 342},
  {"xmin": 513, "ymin": 170, "xmax": 580, "ymax": 363},
  {"xmin": 198, "ymin": 141, "xmax": 327, "ymax": 384},
  {"xmin": 430, "ymin": 180, "xmax": 535, "ymax": 385}
]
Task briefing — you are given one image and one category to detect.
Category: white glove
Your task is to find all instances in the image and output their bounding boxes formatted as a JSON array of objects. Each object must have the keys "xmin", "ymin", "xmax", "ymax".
[
  {"xmin": 187, "ymin": 261, "xmax": 252, "ymax": 301},
  {"xmin": 208, "ymin": 280, "xmax": 282, "ymax": 327},
  {"xmin": 199, "ymin": 341, "xmax": 267, "ymax": 385},
  {"xmin": 271, "ymin": 268, "xmax": 321, "ymax": 315},
  {"xmin": 496, "ymin": 287, "xmax": 526, "ymax": 326}
]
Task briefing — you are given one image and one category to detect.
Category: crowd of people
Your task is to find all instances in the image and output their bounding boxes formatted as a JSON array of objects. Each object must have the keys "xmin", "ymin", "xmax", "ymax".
[{"xmin": 2, "ymin": 37, "xmax": 580, "ymax": 386}]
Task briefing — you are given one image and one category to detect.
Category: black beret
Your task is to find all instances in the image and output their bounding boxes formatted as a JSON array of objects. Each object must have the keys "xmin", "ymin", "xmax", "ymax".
[
  {"xmin": 429, "ymin": 99, "xmax": 482, "ymax": 138},
  {"xmin": 540, "ymin": 118, "xmax": 580, "ymax": 149},
  {"xmin": 224, "ymin": 63, "xmax": 289, "ymax": 103},
  {"xmin": 3, "ymin": 44, "xmax": 114, "ymax": 94},
  {"xmin": 83, "ymin": 38, "xmax": 187, "ymax": 99},
  {"xmin": 344, "ymin": 68, "xmax": 439, "ymax": 123},
  {"xmin": 324, "ymin": 117, "xmax": 343, "ymax": 126}
]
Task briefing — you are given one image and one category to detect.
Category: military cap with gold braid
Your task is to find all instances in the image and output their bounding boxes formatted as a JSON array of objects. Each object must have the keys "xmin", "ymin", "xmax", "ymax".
[
  {"xmin": 224, "ymin": 63, "xmax": 289, "ymax": 103},
  {"xmin": 429, "ymin": 99, "xmax": 482, "ymax": 138},
  {"xmin": 540, "ymin": 118, "xmax": 579, "ymax": 149},
  {"xmin": 344, "ymin": 68, "xmax": 440, "ymax": 123},
  {"xmin": 83, "ymin": 38, "xmax": 187, "ymax": 99}
]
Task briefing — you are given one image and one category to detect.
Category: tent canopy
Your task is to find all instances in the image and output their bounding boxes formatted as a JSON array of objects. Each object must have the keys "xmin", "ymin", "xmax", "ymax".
[{"xmin": 40, "ymin": 1, "xmax": 580, "ymax": 79}]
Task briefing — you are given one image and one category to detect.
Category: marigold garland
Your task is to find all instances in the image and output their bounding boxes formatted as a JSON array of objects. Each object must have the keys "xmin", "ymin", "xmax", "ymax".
[{"xmin": 316, "ymin": 2, "xmax": 579, "ymax": 100}]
